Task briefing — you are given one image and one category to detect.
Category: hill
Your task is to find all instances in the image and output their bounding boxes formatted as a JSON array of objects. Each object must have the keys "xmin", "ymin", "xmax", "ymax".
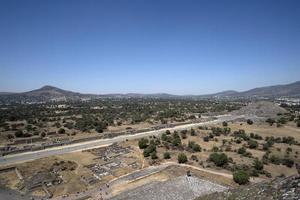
[
  {"xmin": 236, "ymin": 81, "xmax": 300, "ymax": 98},
  {"xmin": 0, "ymin": 80, "xmax": 299, "ymax": 103},
  {"xmin": 0, "ymin": 85, "xmax": 97, "ymax": 103},
  {"xmin": 198, "ymin": 81, "xmax": 300, "ymax": 98}
]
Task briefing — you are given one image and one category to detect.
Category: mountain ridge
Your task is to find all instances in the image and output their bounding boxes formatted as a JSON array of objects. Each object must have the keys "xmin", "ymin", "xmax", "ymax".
[{"xmin": 0, "ymin": 80, "xmax": 300, "ymax": 102}]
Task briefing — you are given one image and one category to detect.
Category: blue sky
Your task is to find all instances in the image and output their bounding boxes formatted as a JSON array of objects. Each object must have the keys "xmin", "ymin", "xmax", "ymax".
[{"xmin": 0, "ymin": 0, "xmax": 299, "ymax": 94}]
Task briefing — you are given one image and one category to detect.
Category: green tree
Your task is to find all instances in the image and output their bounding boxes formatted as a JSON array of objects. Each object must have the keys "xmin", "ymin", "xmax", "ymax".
[
  {"xmin": 238, "ymin": 147, "xmax": 246, "ymax": 155},
  {"xmin": 253, "ymin": 158, "xmax": 264, "ymax": 171},
  {"xmin": 233, "ymin": 170, "xmax": 249, "ymax": 185},
  {"xmin": 58, "ymin": 128, "xmax": 65, "ymax": 134},
  {"xmin": 14, "ymin": 130, "xmax": 23, "ymax": 138},
  {"xmin": 248, "ymin": 140, "xmax": 258, "ymax": 149},
  {"xmin": 209, "ymin": 153, "xmax": 228, "ymax": 167},
  {"xmin": 163, "ymin": 152, "xmax": 171, "ymax": 159},
  {"xmin": 178, "ymin": 153, "xmax": 188, "ymax": 163},
  {"xmin": 138, "ymin": 138, "xmax": 149, "ymax": 149},
  {"xmin": 172, "ymin": 133, "xmax": 181, "ymax": 146},
  {"xmin": 161, "ymin": 133, "xmax": 168, "ymax": 141},
  {"xmin": 247, "ymin": 119, "xmax": 253, "ymax": 125},
  {"xmin": 143, "ymin": 144, "xmax": 156, "ymax": 157},
  {"xmin": 151, "ymin": 151, "xmax": 158, "ymax": 159}
]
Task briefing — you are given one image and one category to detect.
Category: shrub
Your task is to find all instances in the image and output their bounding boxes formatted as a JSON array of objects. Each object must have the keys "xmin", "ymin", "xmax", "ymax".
[
  {"xmin": 161, "ymin": 133, "xmax": 168, "ymax": 141},
  {"xmin": 143, "ymin": 144, "xmax": 156, "ymax": 157},
  {"xmin": 138, "ymin": 138, "xmax": 149, "ymax": 149},
  {"xmin": 172, "ymin": 134, "xmax": 181, "ymax": 146},
  {"xmin": 95, "ymin": 126, "xmax": 103, "ymax": 133},
  {"xmin": 188, "ymin": 141, "xmax": 201, "ymax": 152},
  {"xmin": 233, "ymin": 130, "xmax": 249, "ymax": 141},
  {"xmin": 14, "ymin": 130, "xmax": 23, "ymax": 137},
  {"xmin": 209, "ymin": 153, "xmax": 228, "ymax": 167},
  {"xmin": 7, "ymin": 134, "xmax": 14, "ymax": 139},
  {"xmin": 253, "ymin": 158, "xmax": 264, "ymax": 171},
  {"xmin": 281, "ymin": 158, "xmax": 294, "ymax": 168},
  {"xmin": 203, "ymin": 136, "xmax": 209, "ymax": 142},
  {"xmin": 163, "ymin": 152, "xmax": 171, "ymax": 159},
  {"xmin": 247, "ymin": 119, "xmax": 253, "ymax": 125},
  {"xmin": 211, "ymin": 146, "xmax": 219, "ymax": 152},
  {"xmin": 269, "ymin": 155, "xmax": 281, "ymax": 165},
  {"xmin": 266, "ymin": 118, "xmax": 275, "ymax": 126},
  {"xmin": 192, "ymin": 143, "xmax": 201, "ymax": 152},
  {"xmin": 151, "ymin": 151, "xmax": 158, "ymax": 159},
  {"xmin": 166, "ymin": 130, "xmax": 171, "ymax": 135},
  {"xmin": 233, "ymin": 170, "xmax": 249, "ymax": 185},
  {"xmin": 178, "ymin": 153, "xmax": 188, "ymax": 163},
  {"xmin": 222, "ymin": 121, "xmax": 228, "ymax": 127},
  {"xmin": 58, "ymin": 128, "xmax": 65, "ymax": 134},
  {"xmin": 238, "ymin": 147, "xmax": 246, "ymax": 155},
  {"xmin": 248, "ymin": 140, "xmax": 258, "ymax": 149},
  {"xmin": 190, "ymin": 128, "xmax": 196, "ymax": 136}
]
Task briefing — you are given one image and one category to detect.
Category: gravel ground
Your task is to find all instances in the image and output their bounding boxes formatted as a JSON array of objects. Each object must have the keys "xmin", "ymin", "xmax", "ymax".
[
  {"xmin": 0, "ymin": 188, "xmax": 30, "ymax": 200},
  {"xmin": 110, "ymin": 176, "xmax": 228, "ymax": 200}
]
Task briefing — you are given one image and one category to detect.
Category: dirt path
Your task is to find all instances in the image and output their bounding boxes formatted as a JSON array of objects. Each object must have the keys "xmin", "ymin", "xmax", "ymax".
[{"xmin": 162, "ymin": 161, "xmax": 264, "ymax": 183}]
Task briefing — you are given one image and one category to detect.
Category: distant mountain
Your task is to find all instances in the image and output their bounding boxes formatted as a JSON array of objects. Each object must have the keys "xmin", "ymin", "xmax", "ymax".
[
  {"xmin": 195, "ymin": 81, "xmax": 300, "ymax": 98},
  {"xmin": 24, "ymin": 85, "xmax": 80, "ymax": 97},
  {"xmin": 0, "ymin": 80, "xmax": 300, "ymax": 103},
  {"xmin": 235, "ymin": 81, "xmax": 300, "ymax": 97},
  {"xmin": 0, "ymin": 85, "xmax": 97, "ymax": 103}
]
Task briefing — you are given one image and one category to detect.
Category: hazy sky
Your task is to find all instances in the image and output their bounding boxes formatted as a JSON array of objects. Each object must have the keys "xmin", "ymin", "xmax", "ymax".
[{"xmin": 0, "ymin": 0, "xmax": 299, "ymax": 94}]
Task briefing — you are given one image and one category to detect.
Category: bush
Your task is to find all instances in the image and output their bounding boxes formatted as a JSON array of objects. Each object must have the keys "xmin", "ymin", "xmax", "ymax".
[
  {"xmin": 58, "ymin": 128, "xmax": 65, "ymax": 134},
  {"xmin": 269, "ymin": 155, "xmax": 281, "ymax": 165},
  {"xmin": 222, "ymin": 121, "xmax": 228, "ymax": 127},
  {"xmin": 203, "ymin": 136, "xmax": 209, "ymax": 142},
  {"xmin": 172, "ymin": 134, "xmax": 181, "ymax": 146},
  {"xmin": 247, "ymin": 119, "xmax": 253, "ymax": 125},
  {"xmin": 253, "ymin": 158, "xmax": 264, "ymax": 171},
  {"xmin": 248, "ymin": 140, "xmax": 258, "ymax": 149},
  {"xmin": 266, "ymin": 118, "xmax": 275, "ymax": 126},
  {"xmin": 188, "ymin": 141, "xmax": 201, "ymax": 152},
  {"xmin": 163, "ymin": 152, "xmax": 171, "ymax": 159},
  {"xmin": 209, "ymin": 153, "xmax": 228, "ymax": 167},
  {"xmin": 143, "ymin": 144, "xmax": 156, "ymax": 157},
  {"xmin": 95, "ymin": 126, "xmax": 103, "ymax": 133},
  {"xmin": 138, "ymin": 138, "xmax": 149, "ymax": 149},
  {"xmin": 161, "ymin": 133, "xmax": 168, "ymax": 141},
  {"xmin": 7, "ymin": 134, "xmax": 14, "ymax": 139},
  {"xmin": 238, "ymin": 147, "xmax": 246, "ymax": 155},
  {"xmin": 151, "ymin": 151, "xmax": 158, "ymax": 159},
  {"xmin": 190, "ymin": 128, "xmax": 196, "ymax": 136},
  {"xmin": 192, "ymin": 143, "xmax": 201, "ymax": 152},
  {"xmin": 14, "ymin": 130, "xmax": 23, "ymax": 138},
  {"xmin": 233, "ymin": 170, "xmax": 249, "ymax": 185},
  {"xmin": 281, "ymin": 158, "xmax": 294, "ymax": 168},
  {"xmin": 178, "ymin": 153, "xmax": 188, "ymax": 163}
]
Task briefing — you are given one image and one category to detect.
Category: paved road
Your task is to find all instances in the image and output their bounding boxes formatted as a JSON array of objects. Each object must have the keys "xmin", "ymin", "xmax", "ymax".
[{"xmin": 0, "ymin": 114, "xmax": 244, "ymax": 166}]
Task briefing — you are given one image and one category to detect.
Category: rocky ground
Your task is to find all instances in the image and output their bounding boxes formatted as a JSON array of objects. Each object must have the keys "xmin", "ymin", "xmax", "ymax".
[
  {"xmin": 233, "ymin": 101, "xmax": 287, "ymax": 119},
  {"xmin": 110, "ymin": 175, "xmax": 227, "ymax": 200},
  {"xmin": 197, "ymin": 175, "xmax": 300, "ymax": 200}
]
